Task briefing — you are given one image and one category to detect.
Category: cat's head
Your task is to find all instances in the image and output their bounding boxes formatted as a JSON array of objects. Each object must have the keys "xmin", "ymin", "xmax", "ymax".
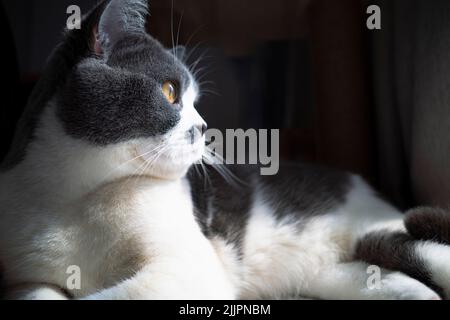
[{"xmin": 49, "ymin": 0, "xmax": 206, "ymax": 180}]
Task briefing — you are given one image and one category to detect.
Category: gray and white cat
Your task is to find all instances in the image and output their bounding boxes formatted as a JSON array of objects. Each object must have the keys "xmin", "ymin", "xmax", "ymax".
[{"xmin": 1, "ymin": 0, "xmax": 450, "ymax": 300}]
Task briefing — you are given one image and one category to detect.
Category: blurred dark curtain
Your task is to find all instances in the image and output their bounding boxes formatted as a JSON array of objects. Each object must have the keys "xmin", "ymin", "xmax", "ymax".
[
  {"xmin": 371, "ymin": 0, "xmax": 450, "ymax": 208},
  {"xmin": 0, "ymin": 2, "xmax": 19, "ymax": 162}
]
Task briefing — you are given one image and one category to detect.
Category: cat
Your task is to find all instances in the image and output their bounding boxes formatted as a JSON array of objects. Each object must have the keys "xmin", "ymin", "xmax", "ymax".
[{"xmin": 1, "ymin": 0, "xmax": 450, "ymax": 300}]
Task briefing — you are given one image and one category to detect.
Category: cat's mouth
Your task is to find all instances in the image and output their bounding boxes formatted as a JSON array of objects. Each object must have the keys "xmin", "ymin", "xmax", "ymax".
[{"xmin": 155, "ymin": 144, "xmax": 205, "ymax": 164}]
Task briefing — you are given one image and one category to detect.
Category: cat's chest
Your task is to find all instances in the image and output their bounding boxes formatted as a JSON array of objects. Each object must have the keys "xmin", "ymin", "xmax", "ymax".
[
  {"xmin": 81, "ymin": 177, "xmax": 200, "ymax": 249},
  {"xmin": 73, "ymin": 177, "xmax": 222, "ymax": 292}
]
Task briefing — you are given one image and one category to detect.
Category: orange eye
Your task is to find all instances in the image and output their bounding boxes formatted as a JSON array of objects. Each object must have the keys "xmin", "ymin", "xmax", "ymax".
[{"xmin": 162, "ymin": 81, "xmax": 178, "ymax": 104}]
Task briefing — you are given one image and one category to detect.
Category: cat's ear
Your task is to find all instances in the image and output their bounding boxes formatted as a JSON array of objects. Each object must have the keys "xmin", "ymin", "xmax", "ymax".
[
  {"xmin": 172, "ymin": 45, "xmax": 187, "ymax": 61},
  {"xmin": 93, "ymin": 0, "xmax": 149, "ymax": 55}
]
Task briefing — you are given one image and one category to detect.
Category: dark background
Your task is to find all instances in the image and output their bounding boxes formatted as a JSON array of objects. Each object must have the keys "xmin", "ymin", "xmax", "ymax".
[{"xmin": 1, "ymin": 0, "xmax": 450, "ymax": 210}]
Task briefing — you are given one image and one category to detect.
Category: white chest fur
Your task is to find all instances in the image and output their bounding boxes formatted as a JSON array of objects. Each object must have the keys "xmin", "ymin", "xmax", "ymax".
[
  {"xmin": 1, "ymin": 171, "xmax": 235, "ymax": 299},
  {"xmin": 78, "ymin": 177, "xmax": 236, "ymax": 299}
]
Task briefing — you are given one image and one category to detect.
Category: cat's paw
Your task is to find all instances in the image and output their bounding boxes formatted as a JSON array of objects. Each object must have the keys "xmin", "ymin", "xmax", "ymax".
[
  {"xmin": 367, "ymin": 273, "xmax": 441, "ymax": 300},
  {"xmin": 5, "ymin": 284, "xmax": 69, "ymax": 300},
  {"xmin": 405, "ymin": 207, "xmax": 450, "ymax": 243}
]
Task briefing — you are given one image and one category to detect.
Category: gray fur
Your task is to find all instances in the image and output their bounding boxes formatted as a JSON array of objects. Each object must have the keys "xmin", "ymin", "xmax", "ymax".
[
  {"xmin": 257, "ymin": 163, "xmax": 351, "ymax": 221},
  {"xmin": 189, "ymin": 163, "xmax": 351, "ymax": 256},
  {"xmin": 189, "ymin": 165, "xmax": 254, "ymax": 257},
  {"xmin": 57, "ymin": 33, "xmax": 191, "ymax": 145},
  {"xmin": 99, "ymin": 0, "xmax": 149, "ymax": 51},
  {"xmin": 405, "ymin": 207, "xmax": 450, "ymax": 244},
  {"xmin": 58, "ymin": 0, "xmax": 192, "ymax": 146},
  {"xmin": 355, "ymin": 231, "xmax": 445, "ymax": 298}
]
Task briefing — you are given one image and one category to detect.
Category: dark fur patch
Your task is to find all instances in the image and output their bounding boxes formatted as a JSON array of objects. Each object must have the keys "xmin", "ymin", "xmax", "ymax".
[
  {"xmin": 56, "ymin": 5, "xmax": 192, "ymax": 145},
  {"xmin": 189, "ymin": 163, "xmax": 351, "ymax": 258},
  {"xmin": 355, "ymin": 231, "xmax": 445, "ymax": 298},
  {"xmin": 188, "ymin": 164, "xmax": 254, "ymax": 258},
  {"xmin": 405, "ymin": 207, "xmax": 450, "ymax": 244},
  {"xmin": 57, "ymin": 34, "xmax": 190, "ymax": 145},
  {"xmin": 258, "ymin": 163, "xmax": 351, "ymax": 221}
]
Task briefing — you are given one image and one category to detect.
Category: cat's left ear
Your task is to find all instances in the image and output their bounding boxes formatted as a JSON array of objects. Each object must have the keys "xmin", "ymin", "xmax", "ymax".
[{"xmin": 93, "ymin": 0, "xmax": 149, "ymax": 56}]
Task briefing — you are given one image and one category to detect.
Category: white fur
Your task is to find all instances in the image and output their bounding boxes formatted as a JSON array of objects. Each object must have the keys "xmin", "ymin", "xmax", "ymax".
[
  {"xmin": 416, "ymin": 242, "xmax": 450, "ymax": 298},
  {"xmin": 79, "ymin": 177, "xmax": 235, "ymax": 299},
  {"xmin": 240, "ymin": 198, "xmax": 343, "ymax": 299},
  {"xmin": 6, "ymin": 285, "xmax": 68, "ymax": 300},
  {"xmin": 305, "ymin": 262, "xmax": 440, "ymax": 300},
  {"xmin": 234, "ymin": 175, "xmax": 440, "ymax": 300}
]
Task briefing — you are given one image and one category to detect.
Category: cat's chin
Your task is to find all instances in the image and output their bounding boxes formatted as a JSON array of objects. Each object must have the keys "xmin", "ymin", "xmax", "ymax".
[
  {"xmin": 143, "ymin": 160, "xmax": 198, "ymax": 180},
  {"xmin": 132, "ymin": 139, "xmax": 205, "ymax": 180},
  {"xmin": 136, "ymin": 149, "xmax": 204, "ymax": 180}
]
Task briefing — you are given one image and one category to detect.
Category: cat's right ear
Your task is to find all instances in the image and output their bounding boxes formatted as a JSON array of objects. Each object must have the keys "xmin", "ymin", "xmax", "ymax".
[
  {"xmin": 93, "ymin": 24, "xmax": 103, "ymax": 56},
  {"xmin": 93, "ymin": 0, "xmax": 149, "ymax": 56}
]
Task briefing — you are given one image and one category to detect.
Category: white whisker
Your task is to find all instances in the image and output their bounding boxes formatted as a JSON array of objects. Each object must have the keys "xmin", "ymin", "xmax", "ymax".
[{"xmin": 175, "ymin": 9, "xmax": 185, "ymax": 60}]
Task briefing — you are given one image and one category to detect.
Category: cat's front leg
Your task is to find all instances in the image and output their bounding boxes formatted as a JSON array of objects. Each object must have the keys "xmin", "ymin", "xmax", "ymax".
[
  {"xmin": 5, "ymin": 284, "xmax": 69, "ymax": 300},
  {"xmin": 303, "ymin": 262, "xmax": 441, "ymax": 300},
  {"xmin": 81, "ymin": 262, "xmax": 236, "ymax": 300}
]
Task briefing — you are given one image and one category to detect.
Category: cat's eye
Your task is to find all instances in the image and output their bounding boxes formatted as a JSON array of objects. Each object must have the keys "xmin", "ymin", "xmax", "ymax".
[{"xmin": 162, "ymin": 81, "xmax": 179, "ymax": 104}]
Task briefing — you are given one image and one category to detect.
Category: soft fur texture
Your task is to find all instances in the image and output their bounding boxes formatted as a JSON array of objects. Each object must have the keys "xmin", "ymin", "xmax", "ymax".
[{"xmin": 1, "ymin": 0, "xmax": 450, "ymax": 300}]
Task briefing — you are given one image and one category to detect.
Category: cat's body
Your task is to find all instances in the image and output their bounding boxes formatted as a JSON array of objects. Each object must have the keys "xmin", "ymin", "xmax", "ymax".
[{"xmin": 1, "ymin": 0, "xmax": 450, "ymax": 300}]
